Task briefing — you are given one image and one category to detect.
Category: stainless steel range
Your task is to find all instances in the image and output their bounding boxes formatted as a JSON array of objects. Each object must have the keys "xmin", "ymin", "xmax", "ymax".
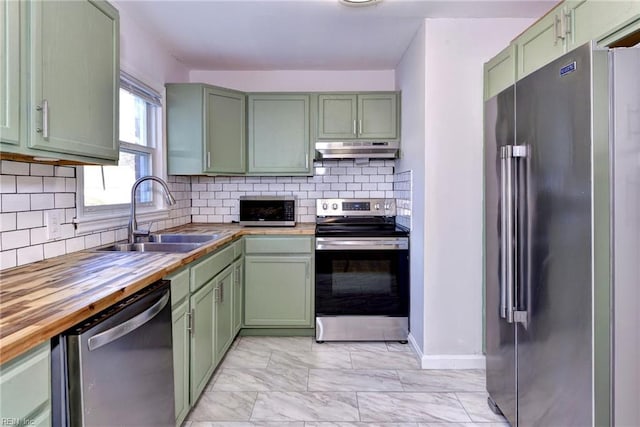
[{"xmin": 315, "ymin": 198, "xmax": 409, "ymax": 343}]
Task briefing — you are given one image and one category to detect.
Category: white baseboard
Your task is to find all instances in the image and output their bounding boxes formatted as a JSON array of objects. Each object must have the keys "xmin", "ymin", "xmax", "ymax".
[{"xmin": 406, "ymin": 333, "xmax": 486, "ymax": 369}]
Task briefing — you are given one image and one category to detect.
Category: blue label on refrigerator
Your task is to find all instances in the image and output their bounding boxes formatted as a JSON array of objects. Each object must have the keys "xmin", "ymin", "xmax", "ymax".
[{"xmin": 560, "ymin": 61, "xmax": 577, "ymax": 77}]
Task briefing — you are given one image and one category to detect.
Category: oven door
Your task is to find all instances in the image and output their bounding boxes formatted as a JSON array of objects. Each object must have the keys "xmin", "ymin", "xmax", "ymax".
[{"xmin": 315, "ymin": 237, "xmax": 409, "ymax": 317}]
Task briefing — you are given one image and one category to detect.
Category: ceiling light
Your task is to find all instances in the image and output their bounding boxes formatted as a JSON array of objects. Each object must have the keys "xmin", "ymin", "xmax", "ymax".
[{"xmin": 339, "ymin": 0, "xmax": 382, "ymax": 7}]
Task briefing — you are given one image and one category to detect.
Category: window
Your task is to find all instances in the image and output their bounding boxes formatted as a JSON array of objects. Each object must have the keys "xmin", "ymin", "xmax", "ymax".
[{"xmin": 75, "ymin": 72, "xmax": 166, "ymax": 232}]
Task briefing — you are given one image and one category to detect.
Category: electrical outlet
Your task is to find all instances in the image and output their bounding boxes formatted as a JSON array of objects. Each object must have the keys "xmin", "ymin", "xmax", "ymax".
[{"xmin": 46, "ymin": 211, "xmax": 63, "ymax": 240}]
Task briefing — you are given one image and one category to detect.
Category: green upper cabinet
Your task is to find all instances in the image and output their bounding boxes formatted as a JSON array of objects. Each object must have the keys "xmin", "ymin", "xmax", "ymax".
[
  {"xmin": 317, "ymin": 94, "xmax": 358, "ymax": 139},
  {"xmin": 247, "ymin": 94, "xmax": 312, "ymax": 175},
  {"xmin": 166, "ymin": 83, "xmax": 245, "ymax": 175},
  {"xmin": 514, "ymin": 0, "xmax": 640, "ymax": 80},
  {"xmin": 205, "ymin": 88, "xmax": 245, "ymax": 174},
  {"xmin": 318, "ymin": 93, "xmax": 398, "ymax": 140},
  {"xmin": 26, "ymin": 0, "xmax": 119, "ymax": 162},
  {"xmin": 484, "ymin": 44, "xmax": 516, "ymax": 101},
  {"xmin": 567, "ymin": 0, "xmax": 640, "ymax": 49},
  {"xmin": 515, "ymin": 2, "xmax": 567, "ymax": 79},
  {"xmin": 0, "ymin": 0, "xmax": 20, "ymax": 146}
]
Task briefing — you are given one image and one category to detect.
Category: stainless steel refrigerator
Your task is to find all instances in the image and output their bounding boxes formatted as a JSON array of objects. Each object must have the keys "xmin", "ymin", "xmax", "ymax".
[{"xmin": 484, "ymin": 42, "xmax": 640, "ymax": 427}]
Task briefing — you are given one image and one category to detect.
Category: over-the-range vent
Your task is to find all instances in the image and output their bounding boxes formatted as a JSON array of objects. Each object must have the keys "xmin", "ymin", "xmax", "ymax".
[{"xmin": 315, "ymin": 141, "xmax": 399, "ymax": 159}]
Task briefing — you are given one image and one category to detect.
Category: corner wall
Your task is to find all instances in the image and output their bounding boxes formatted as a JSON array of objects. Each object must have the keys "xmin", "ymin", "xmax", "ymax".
[{"xmin": 395, "ymin": 18, "xmax": 534, "ymax": 367}]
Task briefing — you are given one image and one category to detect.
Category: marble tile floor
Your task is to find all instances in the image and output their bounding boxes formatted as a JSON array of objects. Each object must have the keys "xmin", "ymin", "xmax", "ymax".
[{"xmin": 183, "ymin": 336, "xmax": 509, "ymax": 427}]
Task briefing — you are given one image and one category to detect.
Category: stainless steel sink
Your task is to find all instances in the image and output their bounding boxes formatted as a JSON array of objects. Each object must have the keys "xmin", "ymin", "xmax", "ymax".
[
  {"xmin": 96, "ymin": 242, "xmax": 204, "ymax": 253},
  {"xmin": 148, "ymin": 233, "xmax": 219, "ymax": 244}
]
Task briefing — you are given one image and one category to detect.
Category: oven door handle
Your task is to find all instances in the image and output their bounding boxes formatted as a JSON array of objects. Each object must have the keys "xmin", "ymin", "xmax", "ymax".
[{"xmin": 315, "ymin": 238, "xmax": 408, "ymax": 251}]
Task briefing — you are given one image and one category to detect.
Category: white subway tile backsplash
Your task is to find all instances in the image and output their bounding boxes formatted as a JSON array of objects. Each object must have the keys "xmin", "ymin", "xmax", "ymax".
[
  {"xmin": 44, "ymin": 177, "xmax": 66, "ymax": 193},
  {"xmin": 54, "ymin": 193, "xmax": 75, "ymax": 209},
  {"xmin": 0, "ymin": 213, "xmax": 17, "ymax": 232},
  {"xmin": 44, "ymin": 240, "xmax": 66, "ymax": 259},
  {"xmin": 1, "ymin": 160, "xmax": 30, "ymax": 175},
  {"xmin": 2, "ymin": 194, "xmax": 30, "ymax": 212},
  {"xmin": 17, "ymin": 211, "xmax": 43, "ymax": 229},
  {"xmin": 2, "ymin": 229, "xmax": 30, "ymax": 250},
  {"xmin": 84, "ymin": 233, "xmax": 101, "ymax": 249},
  {"xmin": 54, "ymin": 166, "xmax": 75, "ymax": 177},
  {"xmin": 30, "ymin": 227, "xmax": 48, "ymax": 245},
  {"xmin": 16, "ymin": 176, "xmax": 43, "ymax": 193},
  {"xmin": 30, "ymin": 163, "xmax": 54, "ymax": 177},
  {"xmin": 0, "ymin": 175, "xmax": 16, "ymax": 193},
  {"xmin": 31, "ymin": 193, "xmax": 54, "ymax": 210},
  {"xmin": 65, "ymin": 236, "xmax": 85, "ymax": 253},
  {"xmin": 0, "ymin": 249, "xmax": 17, "ymax": 269}
]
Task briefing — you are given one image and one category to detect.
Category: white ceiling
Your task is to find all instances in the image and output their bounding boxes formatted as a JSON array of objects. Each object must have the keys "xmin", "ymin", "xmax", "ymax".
[{"xmin": 117, "ymin": 0, "xmax": 554, "ymax": 70}]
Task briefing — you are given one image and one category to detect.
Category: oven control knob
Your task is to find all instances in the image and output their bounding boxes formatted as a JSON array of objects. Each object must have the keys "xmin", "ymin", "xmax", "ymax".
[
  {"xmin": 322, "ymin": 203, "xmax": 328, "ymax": 210},
  {"xmin": 332, "ymin": 203, "xmax": 338, "ymax": 210},
  {"xmin": 374, "ymin": 203, "xmax": 381, "ymax": 210}
]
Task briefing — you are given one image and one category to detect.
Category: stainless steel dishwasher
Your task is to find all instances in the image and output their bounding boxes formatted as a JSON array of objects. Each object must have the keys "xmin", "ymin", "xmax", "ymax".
[{"xmin": 52, "ymin": 280, "xmax": 175, "ymax": 427}]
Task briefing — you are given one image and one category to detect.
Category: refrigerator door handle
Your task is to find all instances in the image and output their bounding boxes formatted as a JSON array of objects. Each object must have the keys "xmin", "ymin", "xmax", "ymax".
[
  {"xmin": 501, "ymin": 145, "xmax": 516, "ymax": 323},
  {"xmin": 501, "ymin": 145, "xmax": 528, "ymax": 324},
  {"xmin": 499, "ymin": 148, "xmax": 509, "ymax": 320}
]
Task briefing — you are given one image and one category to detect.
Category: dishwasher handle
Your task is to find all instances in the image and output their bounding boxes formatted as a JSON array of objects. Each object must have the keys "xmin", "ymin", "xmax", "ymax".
[{"xmin": 88, "ymin": 289, "xmax": 170, "ymax": 351}]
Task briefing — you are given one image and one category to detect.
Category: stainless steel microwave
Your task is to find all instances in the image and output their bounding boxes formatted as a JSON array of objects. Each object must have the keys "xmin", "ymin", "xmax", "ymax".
[{"xmin": 239, "ymin": 196, "xmax": 296, "ymax": 227}]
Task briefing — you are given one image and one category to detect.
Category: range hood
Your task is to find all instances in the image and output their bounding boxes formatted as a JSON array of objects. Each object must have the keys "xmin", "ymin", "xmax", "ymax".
[{"xmin": 315, "ymin": 141, "xmax": 399, "ymax": 159}]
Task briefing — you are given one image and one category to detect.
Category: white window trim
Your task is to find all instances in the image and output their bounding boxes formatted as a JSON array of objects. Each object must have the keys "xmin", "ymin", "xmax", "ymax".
[{"xmin": 74, "ymin": 74, "xmax": 169, "ymax": 236}]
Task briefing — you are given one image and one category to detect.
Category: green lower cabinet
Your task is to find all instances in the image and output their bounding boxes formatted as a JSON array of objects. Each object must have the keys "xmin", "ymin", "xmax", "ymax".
[
  {"xmin": 189, "ymin": 279, "xmax": 215, "ymax": 403},
  {"xmin": 171, "ymin": 298, "xmax": 190, "ymax": 427},
  {"xmin": 214, "ymin": 265, "xmax": 235, "ymax": 365},
  {"xmin": 0, "ymin": 341, "xmax": 51, "ymax": 426},
  {"xmin": 244, "ymin": 255, "xmax": 313, "ymax": 327},
  {"xmin": 232, "ymin": 259, "xmax": 243, "ymax": 335}
]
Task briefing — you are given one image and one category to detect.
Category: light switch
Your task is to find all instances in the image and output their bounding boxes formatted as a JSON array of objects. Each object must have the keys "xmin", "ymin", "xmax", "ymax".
[{"xmin": 46, "ymin": 210, "xmax": 63, "ymax": 240}]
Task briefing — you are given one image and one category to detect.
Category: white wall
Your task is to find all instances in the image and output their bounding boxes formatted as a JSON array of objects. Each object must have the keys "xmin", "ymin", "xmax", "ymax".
[
  {"xmin": 395, "ymin": 24, "xmax": 427, "ymax": 352},
  {"xmin": 189, "ymin": 70, "xmax": 395, "ymax": 92},
  {"xmin": 114, "ymin": 0, "xmax": 190, "ymax": 91},
  {"xmin": 395, "ymin": 18, "xmax": 534, "ymax": 367}
]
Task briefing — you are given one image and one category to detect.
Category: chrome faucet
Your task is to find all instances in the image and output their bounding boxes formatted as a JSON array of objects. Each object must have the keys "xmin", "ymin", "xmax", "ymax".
[{"xmin": 128, "ymin": 176, "xmax": 176, "ymax": 243}]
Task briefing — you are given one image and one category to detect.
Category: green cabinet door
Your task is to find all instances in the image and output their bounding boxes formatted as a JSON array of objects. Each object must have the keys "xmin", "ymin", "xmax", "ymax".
[
  {"xmin": 244, "ymin": 255, "xmax": 312, "ymax": 327},
  {"xmin": 27, "ymin": 0, "xmax": 119, "ymax": 162},
  {"xmin": 189, "ymin": 279, "xmax": 215, "ymax": 403},
  {"xmin": 0, "ymin": 341, "xmax": 51, "ymax": 426},
  {"xmin": 317, "ymin": 94, "xmax": 358, "ymax": 139},
  {"xmin": 568, "ymin": 0, "xmax": 640, "ymax": 49},
  {"xmin": 171, "ymin": 298, "xmax": 190, "ymax": 427},
  {"xmin": 232, "ymin": 259, "xmax": 243, "ymax": 334},
  {"xmin": 0, "ymin": 0, "xmax": 20, "ymax": 146},
  {"xmin": 204, "ymin": 88, "xmax": 245, "ymax": 174},
  {"xmin": 214, "ymin": 266, "xmax": 235, "ymax": 365},
  {"xmin": 484, "ymin": 44, "xmax": 516, "ymax": 101},
  {"xmin": 515, "ymin": 3, "xmax": 566, "ymax": 79},
  {"xmin": 247, "ymin": 94, "xmax": 311, "ymax": 175},
  {"xmin": 357, "ymin": 94, "xmax": 398, "ymax": 139}
]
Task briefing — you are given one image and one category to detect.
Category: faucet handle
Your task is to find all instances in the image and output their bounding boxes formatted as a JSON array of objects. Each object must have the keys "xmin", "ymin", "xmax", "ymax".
[{"xmin": 133, "ymin": 222, "xmax": 153, "ymax": 242}]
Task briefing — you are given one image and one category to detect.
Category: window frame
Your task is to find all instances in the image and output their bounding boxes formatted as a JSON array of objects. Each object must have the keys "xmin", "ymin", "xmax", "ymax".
[{"xmin": 74, "ymin": 72, "xmax": 169, "ymax": 235}]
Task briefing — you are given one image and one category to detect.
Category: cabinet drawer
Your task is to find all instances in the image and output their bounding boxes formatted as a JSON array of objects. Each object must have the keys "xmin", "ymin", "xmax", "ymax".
[
  {"xmin": 0, "ymin": 342, "xmax": 50, "ymax": 420},
  {"xmin": 244, "ymin": 236, "xmax": 313, "ymax": 254},
  {"xmin": 191, "ymin": 245, "xmax": 234, "ymax": 291},
  {"xmin": 167, "ymin": 267, "xmax": 190, "ymax": 307}
]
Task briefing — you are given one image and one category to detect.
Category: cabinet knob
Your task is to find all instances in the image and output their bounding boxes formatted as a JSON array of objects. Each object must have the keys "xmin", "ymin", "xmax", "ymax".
[{"xmin": 332, "ymin": 203, "xmax": 338, "ymax": 210}]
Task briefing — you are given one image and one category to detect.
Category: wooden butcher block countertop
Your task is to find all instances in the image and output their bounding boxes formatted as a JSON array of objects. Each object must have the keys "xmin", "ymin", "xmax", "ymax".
[{"xmin": 0, "ymin": 223, "xmax": 315, "ymax": 364}]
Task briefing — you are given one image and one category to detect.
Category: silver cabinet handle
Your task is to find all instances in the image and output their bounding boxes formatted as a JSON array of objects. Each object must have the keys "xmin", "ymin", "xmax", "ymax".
[
  {"xmin": 207, "ymin": 151, "xmax": 211, "ymax": 168},
  {"xmin": 36, "ymin": 100, "xmax": 49, "ymax": 138},
  {"xmin": 358, "ymin": 119, "xmax": 362, "ymax": 135},
  {"xmin": 88, "ymin": 290, "xmax": 170, "ymax": 351},
  {"xmin": 306, "ymin": 153, "xmax": 309, "ymax": 168},
  {"xmin": 353, "ymin": 120, "xmax": 357, "ymax": 135},
  {"xmin": 220, "ymin": 282, "xmax": 224, "ymax": 303},
  {"xmin": 186, "ymin": 309, "xmax": 193, "ymax": 334},
  {"xmin": 563, "ymin": 11, "xmax": 572, "ymax": 40}
]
